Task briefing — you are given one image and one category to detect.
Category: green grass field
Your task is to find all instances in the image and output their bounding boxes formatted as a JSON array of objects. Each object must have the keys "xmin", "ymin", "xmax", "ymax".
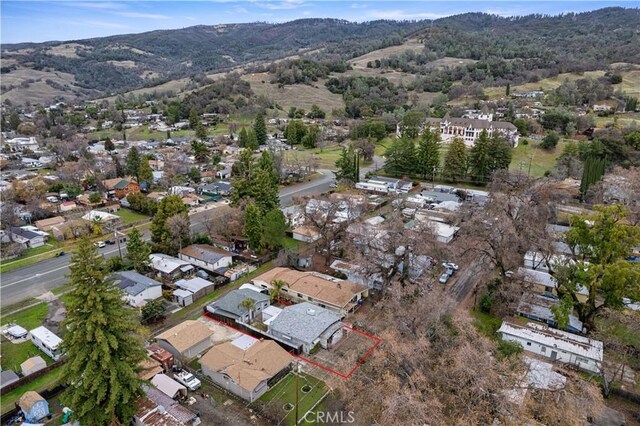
[
  {"xmin": 256, "ymin": 372, "xmax": 328, "ymax": 426},
  {"xmin": 471, "ymin": 310, "xmax": 502, "ymax": 339},
  {"xmin": 113, "ymin": 208, "xmax": 149, "ymax": 224},
  {"xmin": 1, "ymin": 338, "xmax": 53, "ymax": 372},
  {"xmin": 509, "ymin": 139, "xmax": 568, "ymax": 177},
  {"xmin": 1, "ymin": 303, "xmax": 48, "ymax": 331}
]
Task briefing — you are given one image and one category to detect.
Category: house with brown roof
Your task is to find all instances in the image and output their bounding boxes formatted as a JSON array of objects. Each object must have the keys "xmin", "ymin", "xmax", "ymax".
[
  {"xmin": 102, "ymin": 177, "xmax": 140, "ymax": 199},
  {"xmin": 155, "ymin": 320, "xmax": 214, "ymax": 361},
  {"xmin": 252, "ymin": 267, "xmax": 369, "ymax": 317},
  {"xmin": 134, "ymin": 385, "xmax": 200, "ymax": 426},
  {"xmin": 35, "ymin": 216, "xmax": 65, "ymax": 232},
  {"xmin": 200, "ymin": 335, "xmax": 291, "ymax": 402},
  {"xmin": 179, "ymin": 244, "xmax": 234, "ymax": 273}
]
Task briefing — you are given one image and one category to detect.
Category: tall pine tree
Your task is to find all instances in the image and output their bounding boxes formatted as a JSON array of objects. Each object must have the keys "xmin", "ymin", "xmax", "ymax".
[
  {"xmin": 443, "ymin": 137, "xmax": 468, "ymax": 182},
  {"xmin": 238, "ymin": 127, "xmax": 249, "ymax": 148},
  {"xmin": 384, "ymin": 137, "xmax": 417, "ymax": 177},
  {"xmin": 254, "ymin": 113, "xmax": 267, "ymax": 146},
  {"xmin": 335, "ymin": 146, "xmax": 357, "ymax": 182},
  {"xmin": 61, "ymin": 237, "xmax": 145, "ymax": 424},
  {"xmin": 125, "ymin": 146, "xmax": 141, "ymax": 182},
  {"xmin": 487, "ymin": 134, "xmax": 512, "ymax": 173},
  {"xmin": 151, "ymin": 195, "xmax": 188, "ymax": 253},
  {"xmin": 469, "ymin": 129, "xmax": 492, "ymax": 183},
  {"xmin": 416, "ymin": 128, "xmax": 440, "ymax": 179},
  {"xmin": 127, "ymin": 228, "xmax": 151, "ymax": 273},
  {"xmin": 245, "ymin": 201, "xmax": 263, "ymax": 252}
]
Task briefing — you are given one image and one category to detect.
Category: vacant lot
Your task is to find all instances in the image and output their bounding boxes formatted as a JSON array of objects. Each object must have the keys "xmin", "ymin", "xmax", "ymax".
[
  {"xmin": 244, "ymin": 73, "xmax": 344, "ymax": 114},
  {"xmin": 349, "ymin": 38, "xmax": 424, "ymax": 68},
  {"xmin": 113, "ymin": 208, "xmax": 149, "ymax": 224},
  {"xmin": 485, "ymin": 70, "xmax": 607, "ymax": 99},
  {"xmin": 509, "ymin": 139, "xmax": 568, "ymax": 177}
]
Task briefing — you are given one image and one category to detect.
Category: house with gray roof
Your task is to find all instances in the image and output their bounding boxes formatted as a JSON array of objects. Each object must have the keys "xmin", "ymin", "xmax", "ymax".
[
  {"xmin": 267, "ymin": 302, "xmax": 344, "ymax": 353},
  {"xmin": 205, "ymin": 288, "xmax": 269, "ymax": 323},
  {"xmin": 10, "ymin": 226, "xmax": 46, "ymax": 248},
  {"xmin": 112, "ymin": 271, "xmax": 163, "ymax": 307},
  {"xmin": 0, "ymin": 370, "xmax": 19, "ymax": 390},
  {"xmin": 179, "ymin": 244, "xmax": 233, "ymax": 273},
  {"xmin": 198, "ymin": 181, "xmax": 232, "ymax": 196}
]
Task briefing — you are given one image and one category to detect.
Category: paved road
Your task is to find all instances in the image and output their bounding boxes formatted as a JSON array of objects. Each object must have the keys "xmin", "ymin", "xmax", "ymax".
[
  {"xmin": 0, "ymin": 170, "xmax": 335, "ymax": 308},
  {"xmin": 447, "ymin": 260, "xmax": 485, "ymax": 303}
]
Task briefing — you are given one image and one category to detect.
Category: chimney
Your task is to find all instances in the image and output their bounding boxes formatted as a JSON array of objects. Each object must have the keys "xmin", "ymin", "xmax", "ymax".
[{"xmin": 307, "ymin": 308, "xmax": 316, "ymax": 316}]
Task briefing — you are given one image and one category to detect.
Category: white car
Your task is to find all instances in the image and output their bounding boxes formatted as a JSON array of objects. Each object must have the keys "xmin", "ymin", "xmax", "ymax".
[
  {"xmin": 438, "ymin": 273, "xmax": 450, "ymax": 284},
  {"xmin": 174, "ymin": 370, "xmax": 201, "ymax": 391},
  {"xmin": 95, "ymin": 241, "xmax": 106, "ymax": 248},
  {"xmin": 442, "ymin": 261, "xmax": 459, "ymax": 271}
]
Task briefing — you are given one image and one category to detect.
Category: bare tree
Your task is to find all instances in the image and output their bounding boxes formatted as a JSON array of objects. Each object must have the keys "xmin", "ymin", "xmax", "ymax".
[{"xmin": 167, "ymin": 214, "xmax": 191, "ymax": 253}]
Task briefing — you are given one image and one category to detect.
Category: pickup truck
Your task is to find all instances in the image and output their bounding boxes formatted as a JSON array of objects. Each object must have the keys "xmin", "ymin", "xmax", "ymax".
[{"xmin": 174, "ymin": 370, "xmax": 201, "ymax": 391}]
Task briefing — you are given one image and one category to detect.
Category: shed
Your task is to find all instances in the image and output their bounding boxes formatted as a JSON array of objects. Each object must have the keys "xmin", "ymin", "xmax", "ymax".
[
  {"xmin": 19, "ymin": 391, "xmax": 50, "ymax": 423},
  {"xmin": 173, "ymin": 289, "xmax": 194, "ymax": 307},
  {"xmin": 0, "ymin": 370, "xmax": 19, "ymax": 389},
  {"xmin": 21, "ymin": 356, "xmax": 47, "ymax": 376},
  {"xmin": 150, "ymin": 374, "xmax": 187, "ymax": 399}
]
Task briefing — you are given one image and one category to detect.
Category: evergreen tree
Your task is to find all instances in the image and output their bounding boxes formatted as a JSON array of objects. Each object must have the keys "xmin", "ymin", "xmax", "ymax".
[
  {"xmin": 125, "ymin": 147, "xmax": 141, "ymax": 182},
  {"xmin": 245, "ymin": 201, "xmax": 263, "ymax": 252},
  {"xmin": 335, "ymin": 146, "xmax": 357, "ymax": 182},
  {"xmin": 195, "ymin": 124, "xmax": 207, "ymax": 140},
  {"xmin": 113, "ymin": 156, "xmax": 125, "ymax": 178},
  {"xmin": 506, "ymin": 82, "xmax": 511, "ymax": 96},
  {"xmin": 262, "ymin": 208, "xmax": 287, "ymax": 250},
  {"xmin": 257, "ymin": 150, "xmax": 279, "ymax": 185},
  {"xmin": 61, "ymin": 238, "xmax": 145, "ymax": 424},
  {"xmin": 580, "ymin": 156, "xmax": 606, "ymax": 196},
  {"xmin": 443, "ymin": 137, "xmax": 468, "ymax": 182},
  {"xmin": 138, "ymin": 159, "xmax": 153, "ymax": 185},
  {"xmin": 252, "ymin": 168, "xmax": 280, "ymax": 214},
  {"xmin": 487, "ymin": 134, "xmax": 512, "ymax": 173},
  {"xmin": 284, "ymin": 120, "xmax": 307, "ymax": 145},
  {"xmin": 384, "ymin": 137, "xmax": 417, "ymax": 177},
  {"xmin": 416, "ymin": 128, "xmax": 441, "ymax": 179},
  {"xmin": 191, "ymin": 140, "xmax": 210, "ymax": 163},
  {"xmin": 301, "ymin": 124, "xmax": 319, "ymax": 148},
  {"xmin": 254, "ymin": 113, "xmax": 268, "ymax": 146},
  {"xmin": 189, "ymin": 107, "xmax": 200, "ymax": 130},
  {"xmin": 238, "ymin": 127, "xmax": 249, "ymax": 148},
  {"xmin": 127, "ymin": 228, "xmax": 151, "ymax": 273},
  {"xmin": 151, "ymin": 195, "xmax": 188, "ymax": 253},
  {"xmin": 469, "ymin": 129, "xmax": 492, "ymax": 183},
  {"xmin": 246, "ymin": 128, "xmax": 259, "ymax": 151},
  {"xmin": 104, "ymin": 137, "xmax": 115, "ymax": 152}
]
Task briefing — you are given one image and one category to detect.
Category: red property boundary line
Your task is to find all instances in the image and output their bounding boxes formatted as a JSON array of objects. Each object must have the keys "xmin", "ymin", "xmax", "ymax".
[
  {"xmin": 293, "ymin": 324, "xmax": 382, "ymax": 379},
  {"xmin": 201, "ymin": 313, "xmax": 382, "ymax": 379}
]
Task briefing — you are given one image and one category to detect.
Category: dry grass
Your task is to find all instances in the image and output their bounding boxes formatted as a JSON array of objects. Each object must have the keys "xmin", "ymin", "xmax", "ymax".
[
  {"xmin": 349, "ymin": 38, "xmax": 424, "ymax": 68},
  {"xmin": 426, "ymin": 57, "xmax": 477, "ymax": 69},
  {"xmin": 1, "ymin": 68, "xmax": 78, "ymax": 104},
  {"xmin": 244, "ymin": 72, "xmax": 344, "ymax": 114},
  {"xmin": 106, "ymin": 60, "xmax": 137, "ymax": 69},
  {"xmin": 340, "ymin": 67, "xmax": 417, "ymax": 87},
  {"xmin": 484, "ymin": 70, "xmax": 608, "ymax": 99},
  {"xmin": 45, "ymin": 43, "xmax": 88, "ymax": 58}
]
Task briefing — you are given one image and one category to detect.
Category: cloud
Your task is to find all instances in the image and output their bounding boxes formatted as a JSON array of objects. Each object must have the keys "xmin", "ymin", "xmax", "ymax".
[
  {"xmin": 233, "ymin": 6, "xmax": 250, "ymax": 14},
  {"xmin": 351, "ymin": 3, "xmax": 368, "ymax": 9},
  {"xmin": 116, "ymin": 12, "xmax": 170, "ymax": 19},
  {"xmin": 74, "ymin": 2, "xmax": 126, "ymax": 10},
  {"xmin": 251, "ymin": 0, "xmax": 306, "ymax": 11},
  {"xmin": 367, "ymin": 9, "xmax": 450, "ymax": 20}
]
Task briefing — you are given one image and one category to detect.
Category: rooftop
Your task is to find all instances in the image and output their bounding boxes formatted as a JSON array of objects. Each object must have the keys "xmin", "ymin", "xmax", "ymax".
[
  {"xmin": 207, "ymin": 288, "xmax": 269, "ymax": 318},
  {"xmin": 253, "ymin": 267, "xmax": 368, "ymax": 309},
  {"xmin": 268, "ymin": 302, "xmax": 342, "ymax": 345},
  {"xmin": 150, "ymin": 253, "xmax": 194, "ymax": 274},
  {"xmin": 498, "ymin": 321, "xmax": 603, "ymax": 361},
  {"xmin": 175, "ymin": 277, "xmax": 214, "ymax": 293},
  {"xmin": 112, "ymin": 270, "xmax": 162, "ymax": 297},
  {"xmin": 155, "ymin": 320, "xmax": 214, "ymax": 353},
  {"xmin": 199, "ymin": 337, "xmax": 291, "ymax": 393},
  {"xmin": 180, "ymin": 244, "xmax": 234, "ymax": 265},
  {"xmin": 136, "ymin": 385, "xmax": 197, "ymax": 425},
  {"xmin": 517, "ymin": 292, "xmax": 583, "ymax": 332}
]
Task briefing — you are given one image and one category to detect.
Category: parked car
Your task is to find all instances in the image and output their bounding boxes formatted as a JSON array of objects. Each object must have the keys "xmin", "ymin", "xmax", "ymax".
[
  {"xmin": 442, "ymin": 261, "xmax": 459, "ymax": 271},
  {"xmin": 95, "ymin": 241, "xmax": 106, "ymax": 248},
  {"xmin": 438, "ymin": 273, "xmax": 450, "ymax": 284},
  {"xmin": 55, "ymin": 251, "xmax": 65, "ymax": 257},
  {"xmin": 105, "ymin": 239, "xmax": 116, "ymax": 245},
  {"xmin": 174, "ymin": 369, "xmax": 201, "ymax": 391}
]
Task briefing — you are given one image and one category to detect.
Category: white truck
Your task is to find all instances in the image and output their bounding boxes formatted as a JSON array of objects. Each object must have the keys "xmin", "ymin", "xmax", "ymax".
[{"xmin": 174, "ymin": 370, "xmax": 201, "ymax": 391}]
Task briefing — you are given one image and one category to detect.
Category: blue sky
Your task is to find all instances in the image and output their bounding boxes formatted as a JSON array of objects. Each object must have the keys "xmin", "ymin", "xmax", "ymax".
[{"xmin": 1, "ymin": 1, "xmax": 636, "ymax": 44}]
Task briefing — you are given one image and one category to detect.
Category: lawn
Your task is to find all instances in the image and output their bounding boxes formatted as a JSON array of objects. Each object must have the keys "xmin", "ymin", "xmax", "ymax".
[
  {"xmin": 282, "ymin": 237, "xmax": 302, "ymax": 250},
  {"xmin": 0, "ymin": 240, "xmax": 63, "ymax": 273},
  {"xmin": 0, "ymin": 367, "xmax": 64, "ymax": 414},
  {"xmin": 113, "ymin": 208, "xmax": 149, "ymax": 224},
  {"xmin": 255, "ymin": 372, "xmax": 328, "ymax": 426},
  {"xmin": 471, "ymin": 310, "xmax": 502, "ymax": 339},
  {"xmin": 1, "ymin": 302, "xmax": 48, "ymax": 331},
  {"xmin": 1, "ymin": 338, "xmax": 52, "ymax": 372},
  {"xmin": 509, "ymin": 139, "xmax": 568, "ymax": 177}
]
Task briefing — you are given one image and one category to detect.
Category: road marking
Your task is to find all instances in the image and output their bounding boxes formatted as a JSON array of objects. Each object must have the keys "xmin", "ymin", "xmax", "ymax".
[{"xmin": 0, "ymin": 264, "xmax": 70, "ymax": 288}]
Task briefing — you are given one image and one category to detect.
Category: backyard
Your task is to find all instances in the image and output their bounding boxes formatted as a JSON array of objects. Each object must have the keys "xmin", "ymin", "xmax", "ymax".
[
  {"xmin": 253, "ymin": 372, "xmax": 328, "ymax": 426},
  {"xmin": 113, "ymin": 208, "xmax": 149, "ymax": 224}
]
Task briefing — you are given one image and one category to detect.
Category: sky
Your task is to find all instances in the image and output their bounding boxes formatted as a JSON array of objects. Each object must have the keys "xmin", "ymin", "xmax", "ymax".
[{"xmin": 1, "ymin": 0, "xmax": 636, "ymax": 44}]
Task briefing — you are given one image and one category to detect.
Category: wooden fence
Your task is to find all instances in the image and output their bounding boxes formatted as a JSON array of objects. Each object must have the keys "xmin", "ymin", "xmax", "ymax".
[{"xmin": 0, "ymin": 360, "xmax": 65, "ymax": 396}]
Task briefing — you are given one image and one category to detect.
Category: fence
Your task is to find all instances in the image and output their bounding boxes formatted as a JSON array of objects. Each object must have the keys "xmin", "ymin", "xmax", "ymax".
[
  {"xmin": 0, "ymin": 360, "xmax": 65, "ymax": 396},
  {"xmin": 610, "ymin": 387, "xmax": 640, "ymax": 404}
]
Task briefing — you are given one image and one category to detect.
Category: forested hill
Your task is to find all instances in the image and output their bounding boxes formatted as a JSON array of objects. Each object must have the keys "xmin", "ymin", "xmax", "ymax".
[
  {"xmin": 1, "ymin": 8, "xmax": 638, "ymax": 103},
  {"xmin": 1, "ymin": 19, "xmax": 424, "ymax": 96}
]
